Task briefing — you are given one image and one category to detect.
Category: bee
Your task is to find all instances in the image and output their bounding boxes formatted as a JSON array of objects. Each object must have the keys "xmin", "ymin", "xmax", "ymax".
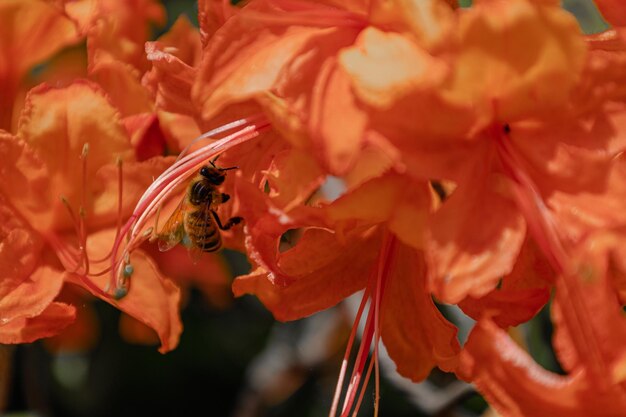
[{"xmin": 157, "ymin": 162, "xmax": 243, "ymax": 260}]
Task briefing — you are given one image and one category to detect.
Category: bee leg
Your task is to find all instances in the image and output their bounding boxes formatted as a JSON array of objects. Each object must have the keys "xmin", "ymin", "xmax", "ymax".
[
  {"xmin": 220, "ymin": 193, "xmax": 230, "ymax": 203},
  {"xmin": 211, "ymin": 210, "xmax": 243, "ymax": 231}
]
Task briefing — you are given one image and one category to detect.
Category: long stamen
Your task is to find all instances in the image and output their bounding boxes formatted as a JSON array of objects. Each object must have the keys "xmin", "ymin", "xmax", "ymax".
[
  {"xmin": 351, "ymin": 357, "xmax": 375, "ymax": 417},
  {"xmin": 58, "ymin": 196, "xmax": 87, "ymax": 274},
  {"xmin": 334, "ymin": 234, "xmax": 396, "ymax": 417},
  {"xmin": 108, "ymin": 116, "xmax": 271, "ymax": 297},
  {"xmin": 90, "ymin": 157, "xmax": 124, "ymax": 264},
  {"xmin": 329, "ymin": 286, "xmax": 371, "ymax": 417},
  {"xmin": 79, "ymin": 143, "xmax": 90, "ymax": 274}
]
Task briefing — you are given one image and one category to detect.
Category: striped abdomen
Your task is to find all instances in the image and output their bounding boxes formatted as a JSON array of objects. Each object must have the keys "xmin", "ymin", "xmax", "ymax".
[{"xmin": 184, "ymin": 208, "xmax": 222, "ymax": 252}]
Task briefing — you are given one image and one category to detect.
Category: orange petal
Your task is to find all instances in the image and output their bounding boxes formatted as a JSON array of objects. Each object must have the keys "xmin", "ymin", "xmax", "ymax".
[
  {"xmin": 89, "ymin": 59, "xmax": 153, "ymax": 116},
  {"xmin": 0, "ymin": 264, "xmax": 65, "ymax": 328},
  {"xmin": 118, "ymin": 313, "xmax": 160, "ymax": 347},
  {"xmin": 368, "ymin": 0, "xmax": 454, "ymax": 47},
  {"xmin": 5, "ymin": 81, "xmax": 133, "ymax": 232},
  {"xmin": 198, "ymin": 0, "xmax": 231, "ymax": 46},
  {"xmin": 264, "ymin": 148, "xmax": 324, "ymax": 210},
  {"xmin": 156, "ymin": 112, "xmax": 202, "ymax": 154},
  {"xmin": 233, "ymin": 226, "xmax": 381, "ymax": 321},
  {"xmin": 326, "ymin": 173, "xmax": 431, "ymax": 250},
  {"xmin": 448, "ymin": 0, "xmax": 586, "ymax": 123},
  {"xmin": 307, "ymin": 57, "xmax": 368, "ymax": 174},
  {"xmin": 144, "ymin": 41, "xmax": 198, "ymax": 115},
  {"xmin": 512, "ymin": 115, "xmax": 626, "ymax": 241},
  {"xmin": 193, "ymin": 0, "xmax": 356, "ymax": 123},
  {"xmin": 426, "ymin": 155, "xmax": 526, "ymax": 304},
  {"xmin": 143, "ymin": 16, "xmax": 201, "ymax": 115},
  {"xmin": 339, "ymin": 27, "xmax": 448, "ymax": 110},
  {"xmin": 44, "ymin": 295, "xmax": 100, "ymax": 353},
  {"xmin": 381, "ymin": 243, "xmax": 460, "ymax": 381},
  {"xmin": 234, "ymin": 178, "xmax": 328, "ymax": 286},
  {"xmin": 551, "ymin": 232, "xmax": 626, "ymax": 382},
  {"xmin": 143, "ymin": 243, "xmax": 232, "ymax": 309},
  {"xmin": 85, "ymin": 0, "xmax": 165, "ymax": 72},
  {"xmin": 72, "ymin": 228, "xmax": 182, "ymax": 353},
  {"xmin": 123, "ymin": 113, "xmax": 167, "ymax": 161},
  {"xmin": 0, "ymin": 0, "xmax": 79, "ymax": 129},
  {"xmin": 459, "ymin": 319, "xmax": 626, "ymax": 417},
  {"xmin": 0, "ymin": 196, "xmax": 44, "ymax": 306},
  {"xmin": 90, "ymin": 155, "xmax": 174, "ymax": 227},
  {"xmin": 0, "ymin": 302, "xmax": 76, "ymax": 344},
  {"xmin": 458, "ymin": 239, "xmax": 553, "ymax": 327}
]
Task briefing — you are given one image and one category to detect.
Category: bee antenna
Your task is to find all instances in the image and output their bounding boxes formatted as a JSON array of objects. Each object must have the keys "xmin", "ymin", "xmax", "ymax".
[
  {"xmin": 209, "ymin": 155, "xmax": 220, "ymax": 167},
  {"xmin": 220, "ymin": 166, "xmax": 238, "ymax": 171}
]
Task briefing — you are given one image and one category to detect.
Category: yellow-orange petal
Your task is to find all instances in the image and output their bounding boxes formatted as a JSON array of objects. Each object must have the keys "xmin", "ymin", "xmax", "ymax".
[
  {"xmin": 308, "ymin": 57, "xmax": 368, "ymax": 174},
  {"xmin": 339, "ymin": 27, "xmax": 448, "ymax": 110},
  {"xmin": 326, "ymin": 173, "xmax": 432, "ymax": 250},
  {"xmin": 90, "ymin": 59, "xmax": 153, "ymax": 116},
  {"xmin": 381, "ymin": 243, "xmax": 459, "ymax": 381},
  {"xmin": 3, "ymin": 81, "xmax": 133, "ymax": 232},
  {"xmin": 446, "ymin": 0, "xmax": 586, "ymax": 123},
  {"xmin": 368, "ymin": 0, "xmax": 454, "ymax": 47},
  {"xmin": 264, "ymin": 148, "xmax": 324, "ymax": 211}
]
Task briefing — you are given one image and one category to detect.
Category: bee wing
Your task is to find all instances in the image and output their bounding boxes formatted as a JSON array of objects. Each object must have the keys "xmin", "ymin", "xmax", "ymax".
[{"xmin": 157, "ymin": 197, "xmax": 187, "ymax": 252}]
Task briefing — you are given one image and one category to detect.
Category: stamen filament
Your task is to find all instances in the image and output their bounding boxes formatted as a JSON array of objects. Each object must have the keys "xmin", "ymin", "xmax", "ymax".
[
  {"xmin": 351, "ymin": 357, "xmax": 375, "ymax": 417},
  {"xmin": 108, "ymin": 116, "xmax": 271, "ymax": 296},
  {"xmin": 329, "ymin": 286, "xmax": 371, "ymax": 417}
]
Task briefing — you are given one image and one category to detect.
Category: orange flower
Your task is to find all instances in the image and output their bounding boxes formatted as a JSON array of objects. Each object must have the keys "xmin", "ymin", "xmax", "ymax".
[
  {"xmin": 0, "ymin": 81, "xmax": 181, "ymax": 351},
  {"xmin": 459, "ymin": 230, "xmax": 626, "ymax": 417},
  {"xmin": 183, "ymin": 1, "xmax": 626, "ymax": 415},
  {"xmin": 230, "ymin": 172, "xmax": 460, "ymax": 414}
]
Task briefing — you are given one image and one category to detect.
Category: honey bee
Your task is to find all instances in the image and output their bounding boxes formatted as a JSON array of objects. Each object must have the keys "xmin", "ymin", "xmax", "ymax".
[{"xmin": 157, "ymin": 162, "xmax": 242, "ymax": 260}]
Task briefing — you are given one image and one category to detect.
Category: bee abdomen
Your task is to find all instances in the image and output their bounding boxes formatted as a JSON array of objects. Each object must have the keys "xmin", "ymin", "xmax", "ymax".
[{"xmin": 187, "ymin": 220, "xmax": 222, "ymax": 252}]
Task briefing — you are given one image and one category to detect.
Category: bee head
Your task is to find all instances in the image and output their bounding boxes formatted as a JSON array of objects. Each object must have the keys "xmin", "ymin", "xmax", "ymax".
[{"xmin": 199, "ymin": 165, "xmax": 226, "ymax": 185}]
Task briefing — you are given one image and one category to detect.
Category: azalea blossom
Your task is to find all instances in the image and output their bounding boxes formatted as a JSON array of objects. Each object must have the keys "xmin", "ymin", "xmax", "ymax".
[{"xmin": 4, "ymin": 0, "xmax": 626, "ymax": 416}]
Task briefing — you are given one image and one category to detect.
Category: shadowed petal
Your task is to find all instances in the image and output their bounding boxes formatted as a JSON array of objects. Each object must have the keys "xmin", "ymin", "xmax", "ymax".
[{"xmin": 381, "ymin": 243, "xmax": 460, "ymax": 380}]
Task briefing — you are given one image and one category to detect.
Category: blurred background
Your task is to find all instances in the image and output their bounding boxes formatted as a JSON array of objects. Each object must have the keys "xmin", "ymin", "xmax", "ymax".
[{"xmin": 0, "ymin": 1, "xmax": 609, "ymax": 416}]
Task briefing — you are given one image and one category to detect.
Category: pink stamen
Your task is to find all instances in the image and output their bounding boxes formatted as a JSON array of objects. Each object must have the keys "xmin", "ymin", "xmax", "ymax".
[
  {"xmin": 332, "ymin": 234, "xmax": 397, "ymax": 417},
  {"xmin": 329, "ymin": 286, "xmax": 371, "ymax": 417},
  {"xmin": 107, "ymin": 116, "xmax": 271, "ymax": 297}
]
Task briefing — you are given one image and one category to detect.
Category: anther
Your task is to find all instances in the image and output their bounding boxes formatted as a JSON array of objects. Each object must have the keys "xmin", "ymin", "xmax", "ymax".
[
  {"xmin": 123, "ymin": 263, "xmax": 134, "ymax": 278},
  {"xmin": 81, "ymin": 142, "xmax": 90, "ymax": 158}
]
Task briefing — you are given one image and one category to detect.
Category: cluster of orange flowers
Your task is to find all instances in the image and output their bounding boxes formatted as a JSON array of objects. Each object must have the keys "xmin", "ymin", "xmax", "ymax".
[{"xmin": 2, "ymin": 0, "xmax": 626, "ymax": 416}]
